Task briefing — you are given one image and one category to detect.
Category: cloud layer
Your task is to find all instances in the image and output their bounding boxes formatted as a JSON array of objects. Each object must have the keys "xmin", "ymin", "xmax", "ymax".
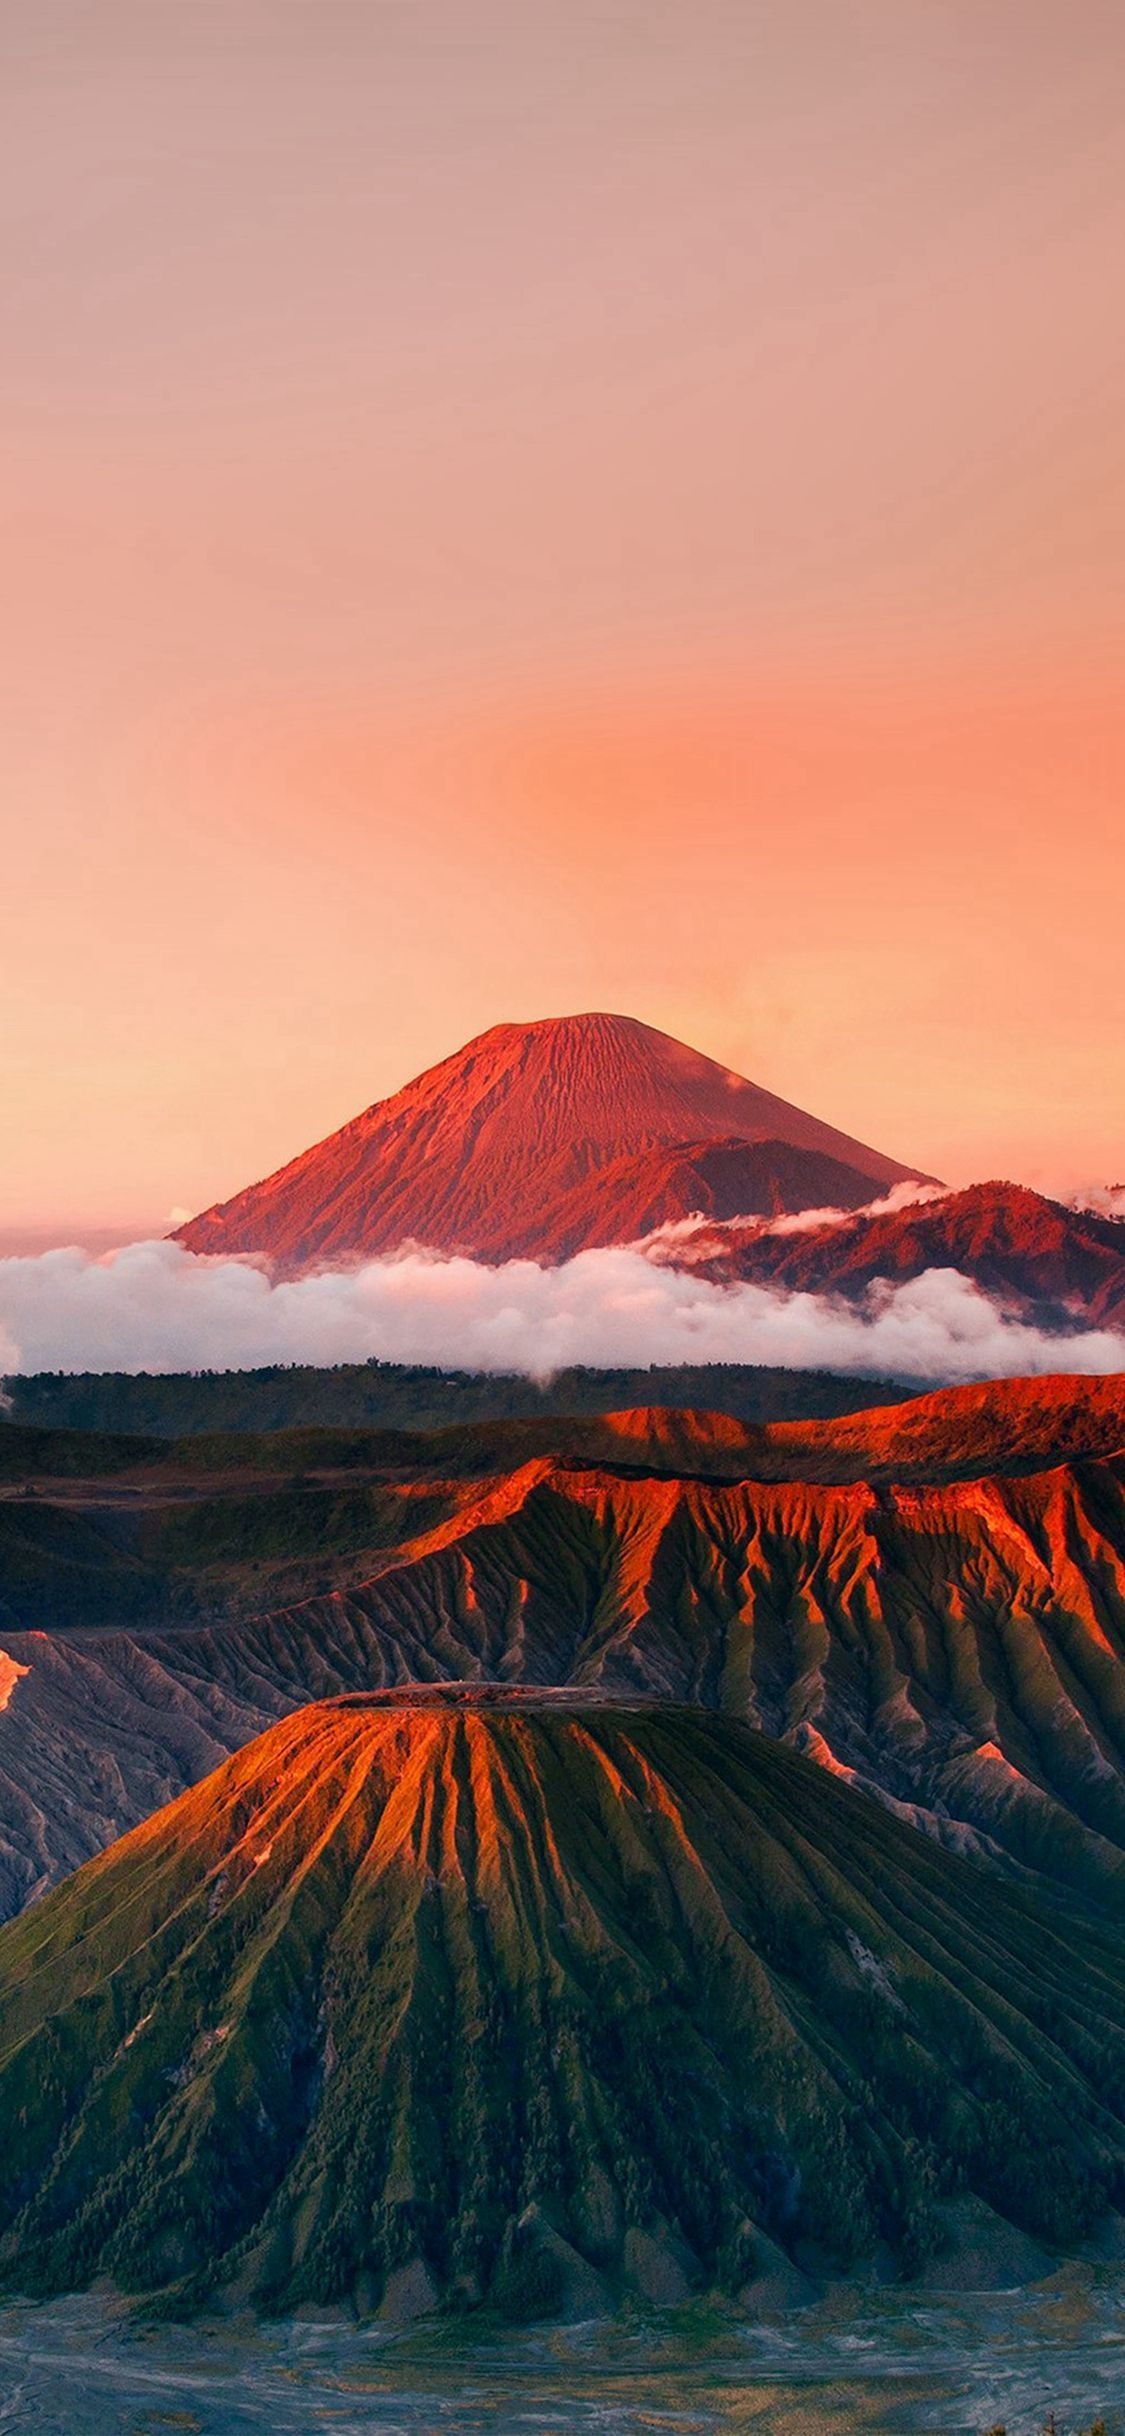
[
  {"xmin": 1, "ymin": 1238, "xmax": 1123, "ymax": 1387},
  {"xmin": 638, "ymin": 1180, "xmax": 951, "ymax": 1261}
]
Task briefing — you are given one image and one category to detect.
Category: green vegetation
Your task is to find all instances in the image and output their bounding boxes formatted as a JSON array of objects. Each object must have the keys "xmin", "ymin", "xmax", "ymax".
[
  {"xmin": 1, "ymin": 1359, "xmax": 913, "ymax": 1439},
  {"xmin": 0, "ymin": 1696, "xmax": 1121, "ymax": 2320}
]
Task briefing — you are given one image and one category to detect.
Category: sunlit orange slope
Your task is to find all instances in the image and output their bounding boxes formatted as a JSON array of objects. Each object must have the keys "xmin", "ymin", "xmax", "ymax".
[
  {"xmin": 595, "ymin": 1369, "xmax": 1125, "ymax": 1480},
  {"xmin": 174, "ymin": 1012, "xmax": 929, "ymax": 1270}
]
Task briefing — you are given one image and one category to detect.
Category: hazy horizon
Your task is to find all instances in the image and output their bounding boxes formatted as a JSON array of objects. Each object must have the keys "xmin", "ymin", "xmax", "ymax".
[{"xmin": 4, "ymin": 5, "xmax": 1124, "ymax": 1229}]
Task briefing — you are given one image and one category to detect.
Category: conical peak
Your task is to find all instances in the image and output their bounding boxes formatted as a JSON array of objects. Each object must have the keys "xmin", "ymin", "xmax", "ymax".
[
  {"xmin": 199, "ymin": 1686, "xmax": 676, "ymax": 1797},
  {"xmin": 460, "ymin": 1009, "xmax": 735, "ymax": 1071},
  {"xmin": 439, "ymin": 1008, "xmax": 752, "ymax": 1095},
  {"xmin": 466, "ymin": 1009, "xmax": 647, "ymax": 1045},
  {"xmin": 175, "ymin": 1007, "xmax": 928, "ymax": 1267}
]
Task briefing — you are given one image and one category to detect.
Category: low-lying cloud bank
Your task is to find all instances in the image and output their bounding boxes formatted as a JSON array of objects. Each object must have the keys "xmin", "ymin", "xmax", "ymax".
[
  {"xmin": 640, "ymin": 1179, "xmax": 950, "ymax": 1257},
  {"xmin": 1, "ymin": 1239, "xmax": 1123, "ymax": 1386}
]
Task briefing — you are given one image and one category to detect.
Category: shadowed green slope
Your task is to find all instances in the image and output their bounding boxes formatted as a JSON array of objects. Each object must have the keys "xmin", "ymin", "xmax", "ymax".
[{"xmin": 0, "ymin": 1692, "xmax": 1122, "ymax": 2318}]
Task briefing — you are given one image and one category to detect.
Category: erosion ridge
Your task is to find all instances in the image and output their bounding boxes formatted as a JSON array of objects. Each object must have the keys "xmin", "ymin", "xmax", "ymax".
[
  {"xmin": 0, "ymin": 1694, "xmax": 1121, "ymax": 2318},
  {"xmin": 2, "ymin": 1388, "xmax": 1125, "ymax": 1913},
  {"xmin": 215, "ymin": 1449, "xmax": 1125, "ymax": 1891}
]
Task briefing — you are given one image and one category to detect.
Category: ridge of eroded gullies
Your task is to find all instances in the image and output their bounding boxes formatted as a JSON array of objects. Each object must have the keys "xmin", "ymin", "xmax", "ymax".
[
  {"xmin": 2, "ymin": 1438, "xmax": 1125, "ymax": 1916},
  {"xmin": 0, "ymin": 1694, "xmax": 1122, "ymax": 2318},
  {"xmin": 230, "ymin": 1454, "xmax": 1125, "ymax": 1889}
]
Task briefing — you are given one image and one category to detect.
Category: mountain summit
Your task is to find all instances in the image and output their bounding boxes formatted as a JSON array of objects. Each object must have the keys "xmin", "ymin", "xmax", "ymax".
[{"xmin": 175, "ymin": 1012, "xmax": 930, "ymax": 1270}]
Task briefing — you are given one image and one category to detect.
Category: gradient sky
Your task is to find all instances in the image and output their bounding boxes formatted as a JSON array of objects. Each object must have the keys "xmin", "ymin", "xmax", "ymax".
[{"xmin": 3, "ymin": 2, "xmax": 1124, "ymax": 1239}]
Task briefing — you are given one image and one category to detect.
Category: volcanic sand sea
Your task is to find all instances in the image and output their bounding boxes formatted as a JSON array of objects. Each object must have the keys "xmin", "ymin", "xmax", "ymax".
[{"xmin": 0, "ymin": 2276, "xmax": 1121, "ymax": 2435}]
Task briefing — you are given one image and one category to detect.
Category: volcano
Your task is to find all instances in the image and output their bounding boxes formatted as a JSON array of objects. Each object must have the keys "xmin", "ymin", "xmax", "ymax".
[
  {"xmin": 1, "ymin": 1688, "xmax": 1122, "ymax": 2317},
  {"xmin": 174, "ymin": 1012, "xmax": 930, "ymax": 1270}
]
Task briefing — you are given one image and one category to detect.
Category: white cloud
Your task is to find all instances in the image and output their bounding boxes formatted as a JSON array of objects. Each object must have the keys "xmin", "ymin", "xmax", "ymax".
[
  {"xmin": 637, "ymin": 1178, "xmax": 949, "ymax": 1256},
  {"xmin": 762, "ymin": 1178, "xmax": 951, "ymax": 1234},
  {"xmin": 0, "ymin": 1237, "xmax": 1122, "ymax": 1387}
]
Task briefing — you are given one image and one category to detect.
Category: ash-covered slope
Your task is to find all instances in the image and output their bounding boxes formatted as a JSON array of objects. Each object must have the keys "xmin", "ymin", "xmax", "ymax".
[
  {"xmin": 579, "ymin": 1372, "xmax": 1125, "ymax": 1484},
  {"xmin": 1, "ymin": 1690, "xmax": 1121, "ymax": 2317},
  {"xmin": 174, "ymin": 1012, "xmax": 927, "ymax": 1269}
]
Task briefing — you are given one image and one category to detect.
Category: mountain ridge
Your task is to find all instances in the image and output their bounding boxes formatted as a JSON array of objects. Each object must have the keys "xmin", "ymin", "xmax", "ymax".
[
  {"xmin": 658, "ymin": 1179, "xmax": 1125, "ymax": 1328},
  {"xmin": 8, "ymin": 1370, "xmax": 1125, "ymax": 1492},
  {"xmin": 2, "ymin": 1375, "xmax": 1125, "ymax": 1917}
]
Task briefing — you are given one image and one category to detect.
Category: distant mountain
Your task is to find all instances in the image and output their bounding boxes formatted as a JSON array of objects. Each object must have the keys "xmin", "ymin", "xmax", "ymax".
[
  {"xmin": 656, "ymin": 1179, "xmax": 1125, "ymax": 1330},
  {"xmin": 2, "ymin": 1375, "xmax": 1125, "ymax": 1918},
  {"xmin": 1, "ymin": 1689, "xmax": 1121, "ymax": 2316},
  {"xmin": 167, "ymin": 1019, "xmax": 1125, "ymax": 1333},
  {"xmin": 174, "ymin": 1012, "xmax": 929, "ymax": 1269}
]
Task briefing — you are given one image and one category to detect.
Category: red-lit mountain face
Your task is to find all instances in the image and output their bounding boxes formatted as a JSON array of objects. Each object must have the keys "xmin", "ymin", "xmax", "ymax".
[
  {"xmin": 654, "ymin": 1180, "xmax": 1125, "ymax": 1328},
  {"xmin": 533, "ymin": 1135, "xmax": 892, "ymax": 1259},
  {"xmin": 174, "ymin": 1013, "xmax": 928, "ymax": 1271}
]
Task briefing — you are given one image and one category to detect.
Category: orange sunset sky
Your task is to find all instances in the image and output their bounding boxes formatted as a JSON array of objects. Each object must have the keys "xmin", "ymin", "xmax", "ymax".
[{"xmin": 3, "ymin": 3, "xmax": 1124, "ymax": 1241}]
